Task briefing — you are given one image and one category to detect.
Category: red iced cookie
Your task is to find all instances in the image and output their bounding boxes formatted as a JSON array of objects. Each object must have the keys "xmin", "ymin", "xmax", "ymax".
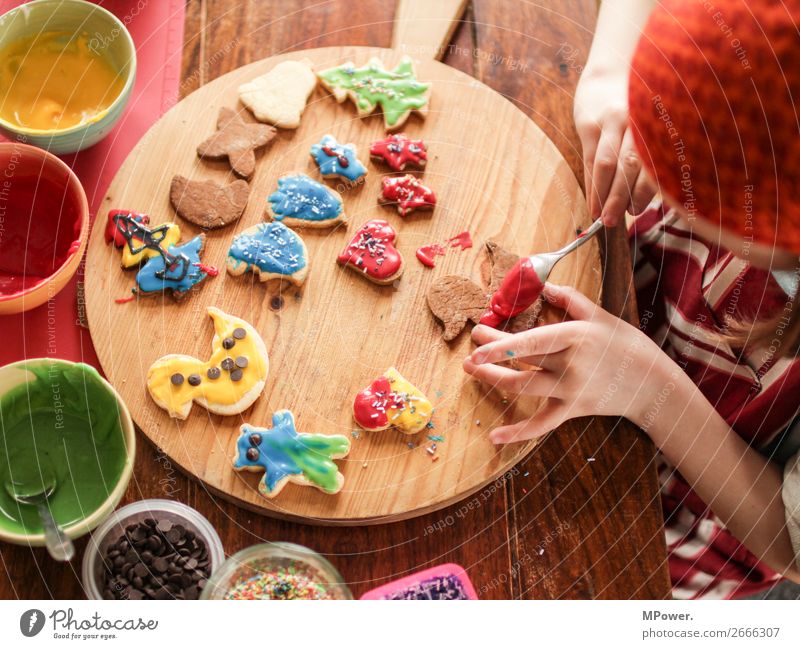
[
  {"xmin": 105, "ymin": 209, "xmax": 149, "ymax": 246},
  {"xmin": 370, "ymin": 134, "xmax": 427, "ymax": 172},
  {"xmin": 336, "ymin": 219, "xmax": 404, "ymax": 285},
  {"xmin": 379, "ymin": 174, "xmax": 436, "ymax": 217}
]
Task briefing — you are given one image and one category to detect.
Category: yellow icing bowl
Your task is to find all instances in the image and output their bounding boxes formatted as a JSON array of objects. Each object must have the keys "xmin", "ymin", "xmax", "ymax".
[
  {"xmin": 0, "ymin": 0, "xmax": 137, "ymax": 153},
  {"xmin": 0, "ymin": 143, "xmax": 89, "ymax": 314}
]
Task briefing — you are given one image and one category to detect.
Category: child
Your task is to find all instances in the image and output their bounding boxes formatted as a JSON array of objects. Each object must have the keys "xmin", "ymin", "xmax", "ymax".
[{"xmin": 464, "ymin": 0, "xmax": 800, "ymax": 599}]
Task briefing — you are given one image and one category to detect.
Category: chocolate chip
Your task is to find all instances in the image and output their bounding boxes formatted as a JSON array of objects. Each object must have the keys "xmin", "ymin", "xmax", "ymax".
[
  {"xmin": 233, "ymin": 327, "xmax": 246, "ymax": 339},
  {"xmin": 156, "ymin": 520, "xmax": 173, "ymax": 533},
  {"xmin": 270, "ymin": 295, "xmax": 284, "ymax": 310},
  {"xmin": 221, "ymin": 357, "xmax": 235, "ymax": 371},
  {"xmin": 153, "ymin": 557, "xmax": 168, "ymax": 573},
  {"xmin": 248, "ymin": 433, "xmax": 262, "ymax": 446},
  {"xmin": 246, "ymin": 447, "xmax": 259, "ymax": 461},
  {"xmin": 207, "ymin": 367, "xmax": 221, "ymax": 379},
  {"xmin": 230, "ymin": 369, "xmax": 243, "ymax": 382},
  {"xmin": 134, "ymin": 563, "xmax": 149, "ymax": 578},
  {"xmin": 222, "ymin": 337, "xmax": 235, "ymax": 349},
  {"xmin": 170, "ymin": 373, "xmax": 184, "ymax": 386},
  {"xmin": 235, "ymin": 356, "xmax": 248, "ymax": 368},
  {"xmin": 187, "ymin": 374, "xmax": 202, "ymax": 386}
]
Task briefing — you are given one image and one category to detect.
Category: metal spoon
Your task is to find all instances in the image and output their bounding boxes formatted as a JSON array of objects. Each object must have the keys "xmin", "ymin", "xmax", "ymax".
[
  {"xmin": 4, "ymin": 458, "xmax": 75, "ymax": 561},
  {"xmin": 527, "ymin": 218, "xmax": 605, "ymax": 284}
]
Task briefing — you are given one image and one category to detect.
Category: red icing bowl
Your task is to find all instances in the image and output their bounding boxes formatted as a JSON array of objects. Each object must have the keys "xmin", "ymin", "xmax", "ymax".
[{"xmin": 0, "ymin": 143, "xmax": 88, "ymax": 314}]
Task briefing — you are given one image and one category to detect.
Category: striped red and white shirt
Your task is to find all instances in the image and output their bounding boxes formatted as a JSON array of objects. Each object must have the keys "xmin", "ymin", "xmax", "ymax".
[{"xmin": 630, "ymin": 204, "xmax": 800, "ymax": 599}]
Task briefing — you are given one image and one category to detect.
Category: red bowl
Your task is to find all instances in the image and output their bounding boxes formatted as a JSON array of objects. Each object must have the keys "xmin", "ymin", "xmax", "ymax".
[{"xmin": 0, "ymin": 142, "xmax": 88, "ymax": 314}]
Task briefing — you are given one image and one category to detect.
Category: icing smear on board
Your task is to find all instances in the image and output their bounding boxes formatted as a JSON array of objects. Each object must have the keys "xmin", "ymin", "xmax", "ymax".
[{"xmin": 415, "ymin": 231, "xmax": 473, "ymax": 268}]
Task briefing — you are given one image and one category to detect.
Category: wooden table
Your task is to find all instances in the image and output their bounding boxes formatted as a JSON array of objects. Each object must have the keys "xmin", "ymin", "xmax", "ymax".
[{"xmin": 0, "ymin": 0, "xmax": 670, "ymax": 599}]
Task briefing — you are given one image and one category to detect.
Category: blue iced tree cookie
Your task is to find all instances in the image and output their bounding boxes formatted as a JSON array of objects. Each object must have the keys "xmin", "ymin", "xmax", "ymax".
[
  {"xmin": 227, "ymin": 221, "xmax": 309, "ymax": 286},
  {"xmin": 266, "ymin": 172, "xmax": 346, "ymax": 228},
  {"xmin": 233, "ymin": 410, "xmax": 351, "ymax": 498},
  {"xmin": 310, "ymin": 134, "xmax": 367, "ymax": 182}
]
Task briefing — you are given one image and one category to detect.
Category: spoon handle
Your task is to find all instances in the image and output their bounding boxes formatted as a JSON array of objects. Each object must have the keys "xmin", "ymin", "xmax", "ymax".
[
  {"xmin": 551, "ymin": 218, "xmax": 604, "ymax": 258},
  {"xmin": 38, "ymin": 503, "xmax": 75, "ymax": 562}
]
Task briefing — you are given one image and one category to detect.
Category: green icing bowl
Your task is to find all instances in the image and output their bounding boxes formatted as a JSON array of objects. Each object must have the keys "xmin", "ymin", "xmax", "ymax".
[
  {"xmin": 0, "ymin": 0, "xmax": 137, "ymax": 153},
  {"xmin": 0, "ymin": 358, "xmax": 135, "ymax": 546}
]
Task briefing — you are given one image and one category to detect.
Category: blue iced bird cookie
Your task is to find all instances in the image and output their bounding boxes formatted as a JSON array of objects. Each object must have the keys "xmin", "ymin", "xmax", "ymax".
[
  {"xmin": 227, "ymin": 222, "xmax": 309, "ymax": 286},
  {"xmin": 266, "ymin": 172, "xmax": 346, "ymax": 228},
  {"xmin": 233, "ymin": 410, "xmax": 350, "ymax": 498},
  {"xmin": 135, "ymin": 234, "xmax": 214, "ymax": 298},
  {"xmin": 310, "ymin": 134, "xmax": 367, "ymax": 182}
]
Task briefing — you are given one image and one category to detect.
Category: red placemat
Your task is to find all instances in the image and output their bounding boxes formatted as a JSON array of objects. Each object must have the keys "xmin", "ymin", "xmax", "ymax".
[{"xmin": 0, "ymin": 0, "xmax": 186, "ymax": 368}]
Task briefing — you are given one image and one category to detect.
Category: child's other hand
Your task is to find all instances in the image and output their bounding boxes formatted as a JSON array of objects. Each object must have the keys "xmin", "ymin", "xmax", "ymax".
[
  {"xmin": 463, "ymin": 283, "xmax": 670, "ymax": 444},
  {"xmin": 574, "ymin": 68, "xmax": 656, "ymax": 226}
]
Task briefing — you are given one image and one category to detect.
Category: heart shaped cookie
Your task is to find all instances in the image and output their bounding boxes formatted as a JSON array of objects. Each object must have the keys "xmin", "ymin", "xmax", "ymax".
[
  {"xmin": 336, "ymin": 219, "xmax": 404, "ymax": 284},
  {"xmin": 353, "ymin": 367, "xmax": 433, "ymax": 434},
  {"xmin": 170, "ymin": 176, "xmax": 250, "ymax": 229}
]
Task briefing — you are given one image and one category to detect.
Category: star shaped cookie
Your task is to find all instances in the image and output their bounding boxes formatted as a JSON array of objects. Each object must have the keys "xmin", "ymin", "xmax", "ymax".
[{"xmin": 196, "ymin": 107, "xmax": 277, "ymax": 179}]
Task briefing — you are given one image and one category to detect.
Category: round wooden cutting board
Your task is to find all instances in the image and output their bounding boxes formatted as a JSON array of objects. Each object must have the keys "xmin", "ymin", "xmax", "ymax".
[{"xmin": 85, "ymin": 46, "xmax": 601, "ymax": 524}]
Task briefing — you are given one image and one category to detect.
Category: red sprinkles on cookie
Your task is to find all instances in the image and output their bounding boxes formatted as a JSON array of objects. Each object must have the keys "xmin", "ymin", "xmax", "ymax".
[
  {"xmin": 370, "ymin": 134, "xmax": 427, "ymax": 171},
  {"xmin": 379, "ymin": 174, "xmax": 436, "ymax": 217},
  {"xmin": 336, "ymin": 219, "xmax": 403, "ymax": 284}
]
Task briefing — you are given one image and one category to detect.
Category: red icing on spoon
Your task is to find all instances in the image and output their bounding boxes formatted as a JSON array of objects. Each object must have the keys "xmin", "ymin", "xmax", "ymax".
[{"xmin": 479, "ymin": 257, "xmax": 544, "ymax": 327}]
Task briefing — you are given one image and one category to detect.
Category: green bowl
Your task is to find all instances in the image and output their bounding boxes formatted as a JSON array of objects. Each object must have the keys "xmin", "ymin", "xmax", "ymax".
[
  {"xmin": 0, "ymin": 0, "xmax": 137, "ymax": 153},
  {"xmin": 0, "ymin": 359, "xmax": 135, "ymax": 546}
]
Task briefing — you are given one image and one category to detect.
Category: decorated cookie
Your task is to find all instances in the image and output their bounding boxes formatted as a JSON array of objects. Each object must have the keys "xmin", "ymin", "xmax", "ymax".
[
  {"xmin": 238, "ymin": 59, "xmax": 317, "ymax": 129},
  {"xmin": 227, "ymin": 221, "xmax": 309, "ymax": 286},
  {"xmin": 370, "ymin": 133, "xmax": 427, "ymax": 171},
  {"xmin": 309, "ymin": 134, "xmax": 367, "ymax": 183},
  {"xmin": 196, "ymin": 107, "xmax": 277, "ymax": 179},
  {"xmin": 106, "ymin": 210, "xmax": 215, "ymax": 299},
  {"xmin": 336, "ymin": 219, "xmax": 403, "ymax": 285},
  {"xmin": 233, "ymin": 410, "xmax": 350, "ymax": 498},
  {"xmin": 427, "ymin": 276, "xmax": 487, "ymax": 342},
  {"xmin": 170, "ymin": 176, "xmax": 250, "ymax": 229},
  {"xmin": 267, "ymin": 173, "xmax": 346, "ymax": 228},
  {"xmin": 146, "ymin": 307, "xmax": 269, "ymax": 419},
  {"xmin": 353, "ymin": 367, "xmax": 433, "ymax": 435},
  {"xmin": 317, "ymin": 56, "xmax": 431, "ymax": 130},
  {"xmin": 379, "ymin": 174, "xmax": 436, "ymax": 216}
]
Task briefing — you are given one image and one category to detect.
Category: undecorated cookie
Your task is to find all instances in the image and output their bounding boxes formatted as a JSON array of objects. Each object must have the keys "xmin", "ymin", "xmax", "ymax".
[
  {"xmin": 238, "ymin": 59, "xmax": 317, "ymax": 129},
  {"xmin": 427, "ymin": 276, "xmax": 487, "ymax": 342},
  {"xmin": 170, "ymin": 175, "xmax": 250, "ymax": 229},
  {"xmin": 196, "ymin": 107, "xmax": 277, "ymax": 179}
]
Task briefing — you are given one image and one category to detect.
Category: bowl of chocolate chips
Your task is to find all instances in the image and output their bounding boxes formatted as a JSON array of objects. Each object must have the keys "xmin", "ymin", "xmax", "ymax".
[{"xmin": 82, "ymin": 499, "xmax": 224, "ymax": 600}]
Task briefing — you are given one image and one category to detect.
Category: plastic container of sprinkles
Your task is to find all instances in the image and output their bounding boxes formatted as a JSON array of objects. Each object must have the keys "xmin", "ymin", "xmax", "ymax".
[{"xmin": 201, "ymin": 542, "xmax": 352, "ymax": 600}]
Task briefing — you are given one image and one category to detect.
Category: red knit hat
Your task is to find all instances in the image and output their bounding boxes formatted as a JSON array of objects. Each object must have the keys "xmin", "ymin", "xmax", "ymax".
[{"xmin": 629, "ymin": 0, "xmax": 800, "ymax": 253}]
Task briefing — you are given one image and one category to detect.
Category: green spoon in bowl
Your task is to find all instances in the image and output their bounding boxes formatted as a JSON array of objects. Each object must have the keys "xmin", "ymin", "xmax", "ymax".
[{"xmin": 3, "ymin": 456, "xmax": 75, "ymax": 561}]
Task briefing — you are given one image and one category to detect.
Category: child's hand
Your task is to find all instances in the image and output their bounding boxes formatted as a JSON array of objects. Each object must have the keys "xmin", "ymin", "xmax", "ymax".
[
  {"xmin": 574, "ymin": 67, "xmax": 657, "ymax": 225},
  {"xmin": 463, "ymin": 283, "xmax": 671, "ymax": 444}
]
